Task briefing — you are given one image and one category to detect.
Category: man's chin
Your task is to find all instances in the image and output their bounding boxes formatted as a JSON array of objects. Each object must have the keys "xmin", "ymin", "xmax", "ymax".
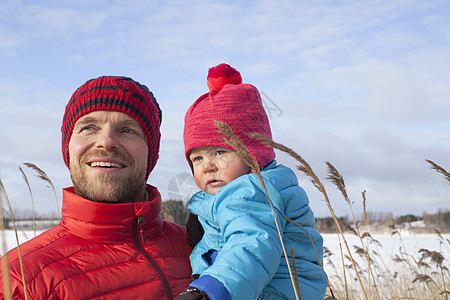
[
  {"xmin": 75, "ymin": 180, "xmax": 147, "ymax": 203},
  {"xmin": 73, "ymin": 178, "xmax": 117, "ymax": 201},
  {"xmin": 71, "ymin": 169, "xmax": 147, "ymax": 203}
]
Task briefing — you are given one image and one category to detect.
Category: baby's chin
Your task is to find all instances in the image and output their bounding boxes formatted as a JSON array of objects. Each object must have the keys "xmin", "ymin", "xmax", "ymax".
[{"xmin": 203, "ymin": 187, "xmax": 221, "ymax": 195}]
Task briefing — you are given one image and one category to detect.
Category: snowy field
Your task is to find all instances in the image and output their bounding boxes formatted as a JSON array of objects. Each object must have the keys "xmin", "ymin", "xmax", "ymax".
[
  {"xmin": 2, "ymin": 229, "xmax": 448, "ymax": 299},
  {"xmin": 1, "ymin": 230, "xmax": 46, "ymax": 254},
  {"xmin": 322, "ymin": 232, "xmax": 450, "ymax": 279},
  {"xmin": 322, "ymin": 232, "xmax": 449, "ymax": 259},
  {"xmin": 2, "ymin": 229, "xmax": 448, "ymax": 261},
  {"xmin": 2, "ymin": 230, "xmax": 449, "ymax": 289}
]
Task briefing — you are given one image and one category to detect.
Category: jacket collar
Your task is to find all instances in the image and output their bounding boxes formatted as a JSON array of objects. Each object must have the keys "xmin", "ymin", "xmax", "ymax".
[{"xmin": 60, "ymin": 184, "xmax": 163, "ymax": 243}]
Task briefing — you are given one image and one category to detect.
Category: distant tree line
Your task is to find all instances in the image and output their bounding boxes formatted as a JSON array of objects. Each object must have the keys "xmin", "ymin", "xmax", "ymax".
[
  {"xmin": 315, "ymin": 208, "xmax": 450, "ymax": 234},
  {"xmin": 160, "ymin": 200, "xmax": 450, "ymax": 234},
  {"xmin": 3, "ymin": 201, "xmax": 449, "ymax": 234}
]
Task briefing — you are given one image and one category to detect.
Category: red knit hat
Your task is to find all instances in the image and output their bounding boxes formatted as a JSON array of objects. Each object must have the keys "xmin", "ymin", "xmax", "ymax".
[
  {"xmin": 184, "ymin": 63, "xmax": 275, "ymax": 169},
  {"xmin": 61, "ymin": 76, "xmax": 162, "ymax": 179}
]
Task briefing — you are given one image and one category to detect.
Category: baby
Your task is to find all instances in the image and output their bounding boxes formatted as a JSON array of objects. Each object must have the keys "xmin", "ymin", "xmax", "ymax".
[{"xmin": 176, "ymin": 64, "xmax": 327, "ymax": 300}]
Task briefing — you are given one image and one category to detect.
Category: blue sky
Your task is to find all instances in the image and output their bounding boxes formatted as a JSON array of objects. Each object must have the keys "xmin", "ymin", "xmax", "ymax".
[{"xmin": 0, "ymin": 0, "xmax": 449, "ymax": 218}]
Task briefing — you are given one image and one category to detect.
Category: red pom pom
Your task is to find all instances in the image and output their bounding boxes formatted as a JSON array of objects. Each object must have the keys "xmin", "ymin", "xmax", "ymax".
[{"xmin": 207, "ymin": 63, "xmax": 242, "ymax": 93}]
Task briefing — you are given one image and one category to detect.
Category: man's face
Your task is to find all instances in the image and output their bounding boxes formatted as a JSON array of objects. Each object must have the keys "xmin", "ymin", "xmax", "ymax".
[
  {"xmin": 189, "ymin": 146, "xmax": 250, "ymax": 195},
  {"xmin": 68, "ymin": 111, "xmax": 148, "ymax": 203}
]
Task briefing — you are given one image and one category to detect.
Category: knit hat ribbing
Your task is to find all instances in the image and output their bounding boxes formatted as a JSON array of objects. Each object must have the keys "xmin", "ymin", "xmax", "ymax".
[
  {"xmin": 61, "ymin": 76, "xmax": 162, "ymax": 179},
  {"xmin": 184, "ymin": 63, "xmax": 275, "ymax": 169}
]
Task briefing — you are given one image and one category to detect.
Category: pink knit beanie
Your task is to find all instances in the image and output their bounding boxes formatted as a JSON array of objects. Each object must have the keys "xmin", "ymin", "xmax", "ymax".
[
  {"xmin": 62, "ymin": 76, "xmax": 162, "ymax": 179},
  {"xmin": 184, "ymin": 63, "xmax": 275, "ymax": 169}
]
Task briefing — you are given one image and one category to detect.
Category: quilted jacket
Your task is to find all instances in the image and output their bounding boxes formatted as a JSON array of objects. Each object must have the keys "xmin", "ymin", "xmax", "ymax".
[{"xmin": 0, "ymin": 185, "xmax": 192, "ymax": 299}]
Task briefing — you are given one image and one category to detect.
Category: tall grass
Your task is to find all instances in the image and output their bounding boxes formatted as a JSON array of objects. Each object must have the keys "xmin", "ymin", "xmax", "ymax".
[
  {"xmin": 426, "ymin": 160, "xmax": 450, "ymax": 184},
  {"xmin": 22, "ymin": 163, "xmax": 61, "ymax": 221},
  {"xmin": 0, "ymin": 178, "xmax": 28, "ymax": 300},
  {"xmin": 0, "ymin": 162, "xmax": 61, "ymax": 299},
  {"xmin": 215, "ymin": 121, "xmax": 302, "ymax": 300},
  {"xmin": 247, "ymin": 133, "xmax": 448, "ymax": 299},
  {"xmin": 0, "ymin": 140, "xmax": 448, "ymax": 299},
  {"xmin": 18, "ymin": 167, "xmax": 36, "ymax": 237},
  {"xmin": 0, "ymin": 179, "xmax": 12, "ymax": 300}
]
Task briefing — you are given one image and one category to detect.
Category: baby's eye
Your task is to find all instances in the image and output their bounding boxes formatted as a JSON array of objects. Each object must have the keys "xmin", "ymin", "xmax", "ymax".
[
  {"xmin": 191, "ymin": 155, "xmax": 203, "ymax": 162},
  {"xmin": 216, "ymin": 150, "xmax": 227, "ymax": 156}
]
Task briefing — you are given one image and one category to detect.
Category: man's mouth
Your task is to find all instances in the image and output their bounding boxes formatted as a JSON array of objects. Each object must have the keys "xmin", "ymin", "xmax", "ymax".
[{"xmin": 89, "ymin": 161, "xmax": 124, "ymax": 168}]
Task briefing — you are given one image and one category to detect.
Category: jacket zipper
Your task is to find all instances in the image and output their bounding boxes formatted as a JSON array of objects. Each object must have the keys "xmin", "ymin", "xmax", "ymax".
[
  {"xmin": 132, "ymin": 215, "xmax": 173, "ymax": 300},
  {"xmin": 138, "ymin": 215, "xmax": 146, "ymax": 243}
]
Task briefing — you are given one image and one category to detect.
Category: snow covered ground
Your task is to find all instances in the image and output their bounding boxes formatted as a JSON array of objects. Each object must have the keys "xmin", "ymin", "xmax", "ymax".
[
  {"xmin": 1, "ymin": 230, "xmax": 46, "ymax": 254},
  {"xmin": 323, "ymin": 232, "xmax": 449, "ymax": 259},
  {"xmin": 2, "ymin": 229, "xmax": 448, "ymax": 260},
  {"xmin": 322, "ymin": 232, "xmax": 450, "ymax": 279},
  {"xmin": 2, "ymin": 229, "xmax": 447, "ymax": 298}
]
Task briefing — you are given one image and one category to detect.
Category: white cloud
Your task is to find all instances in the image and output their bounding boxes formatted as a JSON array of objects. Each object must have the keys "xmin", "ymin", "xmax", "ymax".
[{"xmin": 0, "ymin": 0, "xmax": 449, "ymax": 217}]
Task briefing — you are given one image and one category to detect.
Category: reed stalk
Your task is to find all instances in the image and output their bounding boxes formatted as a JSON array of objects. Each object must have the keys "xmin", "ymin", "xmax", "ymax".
[
  {"xmin": 0, "ymin": 179, "xmax": 12, "ymax": 300},
  {"xmin": 326, "ymin": 162, "xmax": 380, "ymax": 299},
  {"xmin": 290, "ymin": 247, "xmax": 302, "ymax": 300},
  {"xmin": 282, "ymin": 215, "xmax": 337, "ymax": 299},
  {"xmin": 22, "ymin": 163, "xmax": 61, "ymax": 221},
  {"xmin": 18, "ymin": 167, "xmax": 36, "ymax": 237},
  {"xmin": 426, "ymin": 160, "xmax": 450, "ymax": 184},
  {"xmin": 336, "ymin": 232, "xmax": 349, "ymax": 299},
  {"xmin": 419, "ymin": 249, "xmax": 448, "ymax": 299},
  {"xmin": 215, "ymin": 121, "xmax": 301, "ymax": 300},
  {"xmin": 0, "ymin": 179, "xmax": 28, "ymax": 300},
  {"xmin": 361, "ymin": 191, "xmax": 372, "ymax": 296}
]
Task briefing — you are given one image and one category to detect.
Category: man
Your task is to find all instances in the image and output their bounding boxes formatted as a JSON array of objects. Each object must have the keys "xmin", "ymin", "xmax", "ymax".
[{"xmin": 0, "ymin": 76, "xmax": 192, "ymax": 299}]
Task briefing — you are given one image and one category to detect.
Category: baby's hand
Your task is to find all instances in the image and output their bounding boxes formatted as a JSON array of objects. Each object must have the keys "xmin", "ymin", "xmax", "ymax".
[{"xmin": 174, "ymin": 287, "xmax": 210, "ymax": 300}]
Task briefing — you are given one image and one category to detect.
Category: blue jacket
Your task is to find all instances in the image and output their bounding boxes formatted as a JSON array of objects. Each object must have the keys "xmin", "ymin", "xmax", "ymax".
[{"xmin": 188, "ymin": 161, "xmax": 327, "ymax": 300}]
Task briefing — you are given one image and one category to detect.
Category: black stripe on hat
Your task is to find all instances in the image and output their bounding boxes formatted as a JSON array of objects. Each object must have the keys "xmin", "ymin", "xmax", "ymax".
[{"xmin": 64, "ymin": 84, "xmax": 153, "ymax": 123}]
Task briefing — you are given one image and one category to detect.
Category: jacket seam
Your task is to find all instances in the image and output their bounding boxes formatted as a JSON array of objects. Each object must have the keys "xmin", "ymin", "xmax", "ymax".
[
  {"xmin": 57, "ymin": 255, "xmax": 152, "ymax": 290},
  {"xmin": 26, "ymin": 243, "xmax": 103, "ymax": 284},
  {"xmin": 8, "ymin": 227, "xmax": 66, "ymax": 265},
  {"xmin": 92, "ymin": 276, "xmax": 167, "ymax": 298}
]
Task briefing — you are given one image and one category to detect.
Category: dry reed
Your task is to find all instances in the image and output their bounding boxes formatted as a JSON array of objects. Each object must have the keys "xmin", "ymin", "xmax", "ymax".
[
  {"xmin": 426, "ymin": 160, "xmax": 450, "ymax": 184},
  {"xmin": 0, "ymin": 135, "xmax": 448, "ymax": 300},
  {"xmin": 0, "ymin": 179, "xmax": 28, "ymax": 300},
  {"xmin": 215, "ymin": 120, "xmax": 302, "ymax": 300},
  {"xmin": 22, "ymin": 163, "xmax": 61, "ymax": 221},
  {"xmin": 246, "ymin": 134, "xmax": 450, "ymax": 299},
  {"xmin": 0, "ymin": 178, "xmax": 12, "ymax": 300},
  {"xmin": 18, "ymin": 167, "xmax": 36, "ymax": 237},
  {"xmin": 290, "ymin": 247, "xmax": 301, "ymax": 299},
  {"xmin": 248, "ymin": 132, "xmax": 368, "ymax": 300},
  {"xmin": 326, "ymin": 162, "xmax": 380, "ymax": 299}
]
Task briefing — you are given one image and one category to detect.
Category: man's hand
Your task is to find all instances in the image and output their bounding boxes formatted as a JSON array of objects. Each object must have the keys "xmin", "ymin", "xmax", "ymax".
[{"xmin": 174, "ymin": 287, "xmax": 210, "ymax": 300}]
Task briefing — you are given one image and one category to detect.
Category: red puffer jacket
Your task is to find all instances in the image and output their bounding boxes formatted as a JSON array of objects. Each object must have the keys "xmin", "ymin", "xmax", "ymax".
[{"xmin": 1, "ymin": 185, "xmax": 192, "ymax": 299}]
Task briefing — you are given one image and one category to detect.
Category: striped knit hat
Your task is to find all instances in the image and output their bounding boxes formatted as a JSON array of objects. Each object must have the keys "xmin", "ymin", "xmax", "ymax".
[
  {"xmin": 184, "ymin": 63, "xmax": 275, "ymax": 169},
  {"xmin": 62, "ymin": 76, "xmax": 162, "ymax": 179}
]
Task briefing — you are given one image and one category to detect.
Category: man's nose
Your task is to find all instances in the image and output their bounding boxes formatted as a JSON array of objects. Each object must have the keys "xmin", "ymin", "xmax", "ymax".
[{"xmin": 96, "ymin": 128, "xmax": 119, "ymax": 150}]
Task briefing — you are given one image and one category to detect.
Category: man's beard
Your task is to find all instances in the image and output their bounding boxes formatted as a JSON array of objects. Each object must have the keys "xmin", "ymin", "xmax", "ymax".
[{"xmin": 70, "ymin": 150, "xmax": 147, "ymax": 203}]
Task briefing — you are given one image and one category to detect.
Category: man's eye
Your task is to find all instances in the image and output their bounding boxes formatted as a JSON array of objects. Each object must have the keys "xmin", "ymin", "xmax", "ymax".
[
  {"xmin": 216, "ymin": 150, "xmax": 226, "ymax": 156},
  {"xmin": 122, "ymin": 128, "xmax": 134, "ymax": 134},
  {"xmin": 81, "ymin": 125, "xmax": 93, "ymax": 131}
]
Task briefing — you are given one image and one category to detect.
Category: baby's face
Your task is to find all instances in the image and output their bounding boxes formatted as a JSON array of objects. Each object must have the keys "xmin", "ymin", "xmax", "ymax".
[{"xmin": 189, "ymin": 146, "xmax": 250, "ymax": 195}]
